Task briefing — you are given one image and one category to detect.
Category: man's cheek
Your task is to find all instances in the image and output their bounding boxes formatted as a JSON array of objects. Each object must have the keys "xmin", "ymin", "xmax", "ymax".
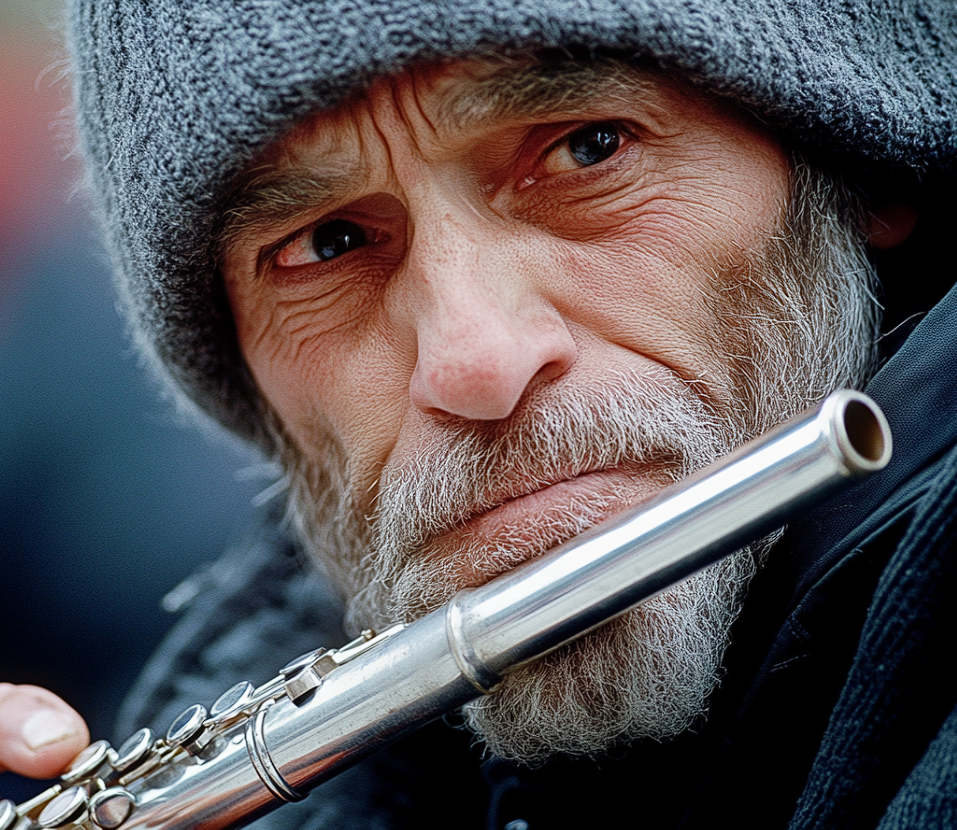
[
  {"xmin": 550, "ymin": 224, "xmax": 715, "ymax": 322},
  {"xmin": 312, "ymin": 341, "xmax": 418, "ymax": 500},
  {"xmin": 538, "ymin": 183, "xmax": 742, "ymax": 270},
  {"xmin": 242, "ymin": 285, "xmax": 375, "ymax": 395}
]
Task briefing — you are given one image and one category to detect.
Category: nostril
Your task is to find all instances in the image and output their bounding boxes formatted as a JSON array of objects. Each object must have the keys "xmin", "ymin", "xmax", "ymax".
[{"xmin": 534, "ymin": 341, "xmax": 577, "ymax": 387}]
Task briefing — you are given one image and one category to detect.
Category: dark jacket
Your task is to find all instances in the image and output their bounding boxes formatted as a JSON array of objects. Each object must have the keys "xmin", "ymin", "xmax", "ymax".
[{"xmin": 117, "ymin": 276, "xmax": 957, "ymax": 830}]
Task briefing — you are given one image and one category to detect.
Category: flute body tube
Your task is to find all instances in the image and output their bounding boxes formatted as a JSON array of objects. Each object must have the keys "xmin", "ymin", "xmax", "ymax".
[{"xmin": 5, "ymin": 391, "xmax": 891, "ymax": 830}]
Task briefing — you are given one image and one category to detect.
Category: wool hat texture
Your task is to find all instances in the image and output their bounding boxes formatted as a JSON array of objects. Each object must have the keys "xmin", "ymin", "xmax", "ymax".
[{"xmin": 68, "ymin": 0, "xmax": 957, "ymax": 450}]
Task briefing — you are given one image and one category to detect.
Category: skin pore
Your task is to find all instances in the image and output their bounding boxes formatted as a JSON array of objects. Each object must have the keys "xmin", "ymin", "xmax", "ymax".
[{"xmin": 220, "ymin": 56, "xmax": 881, "ymax": 762}]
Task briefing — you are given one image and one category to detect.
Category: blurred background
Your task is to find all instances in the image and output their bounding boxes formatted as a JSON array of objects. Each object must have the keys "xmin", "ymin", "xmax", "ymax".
[{"xmin": 1, "ymin": 1, "xmax": 266, "ymax": 800}]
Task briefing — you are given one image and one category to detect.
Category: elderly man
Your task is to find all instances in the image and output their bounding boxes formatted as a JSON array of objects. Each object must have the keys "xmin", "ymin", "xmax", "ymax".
[{"xmin": 2, "ymin": 0, "xmax": 956, "ymax": 827}]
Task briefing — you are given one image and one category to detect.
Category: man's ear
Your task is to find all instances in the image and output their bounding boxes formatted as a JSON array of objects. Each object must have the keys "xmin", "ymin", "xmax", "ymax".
[{"xmin": 867, "ymin": 202, "xmax": 919, "ymax": 250}]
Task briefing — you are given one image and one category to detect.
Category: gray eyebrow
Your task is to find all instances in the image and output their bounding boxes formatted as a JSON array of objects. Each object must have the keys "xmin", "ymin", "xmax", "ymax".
[
  {"xmin": 217, "ymin": 165, "xmax": 359, "ymax": 258},
  {"xmin": 435, "ymin": 59, "xmax": 655, "ymax": 132}
]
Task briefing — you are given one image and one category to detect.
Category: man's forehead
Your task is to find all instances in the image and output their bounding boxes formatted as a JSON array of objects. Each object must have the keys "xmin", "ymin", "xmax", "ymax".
[
  {"xmin": 274, "ymin": 55, "xmax": 662, "ymax": 156},
  {"xmin": 415, "ymin": 55, "xmax": 663, "ymax": 131}
]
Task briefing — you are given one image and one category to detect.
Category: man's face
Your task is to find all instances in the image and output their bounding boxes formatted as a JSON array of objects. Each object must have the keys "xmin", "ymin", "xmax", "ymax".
[
  {"xmin": 221, "ymin": 57, "xmax": 877, "ymax": 762},
  {"xmin": 223, "ymin": 57, "xmax": 790, "ymax": 530}
]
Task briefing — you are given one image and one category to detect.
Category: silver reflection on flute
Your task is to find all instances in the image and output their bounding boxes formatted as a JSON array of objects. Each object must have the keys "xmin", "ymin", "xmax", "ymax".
[{"xmin": 3, "ymin": 390, "xmax": 891, "ymax": 830}]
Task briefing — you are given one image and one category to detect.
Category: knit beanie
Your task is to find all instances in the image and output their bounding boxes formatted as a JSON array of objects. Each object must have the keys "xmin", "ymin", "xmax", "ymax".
[{"xmin": 67, "ymin": 0, "xmax": 957, "ymax": 451}]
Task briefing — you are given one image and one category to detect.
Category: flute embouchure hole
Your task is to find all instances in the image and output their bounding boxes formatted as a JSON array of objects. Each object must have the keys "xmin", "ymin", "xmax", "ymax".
[{"xmin": 843, "ymin": 399, "xmax": 886, "ymax": 463}]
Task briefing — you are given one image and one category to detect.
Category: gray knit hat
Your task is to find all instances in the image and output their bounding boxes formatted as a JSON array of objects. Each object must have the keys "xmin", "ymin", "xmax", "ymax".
[{"xmin": 68, "ymin": 0, "xmax": 957, "ymax": 451}]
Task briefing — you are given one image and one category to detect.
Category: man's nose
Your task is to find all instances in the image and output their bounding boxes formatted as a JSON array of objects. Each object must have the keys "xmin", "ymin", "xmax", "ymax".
[{"xmin": 405, "ymin": 217, "xmax": 577, "ymax": 421}]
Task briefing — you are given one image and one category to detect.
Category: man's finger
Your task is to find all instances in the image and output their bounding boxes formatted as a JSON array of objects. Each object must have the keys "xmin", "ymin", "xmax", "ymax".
[{"xmin": 0, "ymin": 684, "xmax": 90, "ymax": 779}]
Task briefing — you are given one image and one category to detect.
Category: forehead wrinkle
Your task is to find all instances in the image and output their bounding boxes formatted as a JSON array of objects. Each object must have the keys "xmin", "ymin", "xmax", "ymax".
[
  {"xmin": 398, "ymin": 68, "xmax": 442, "ymax": 139},
  {"xmin": 435, "ymin": 60, "xmax": 656, "ymax": 133}
]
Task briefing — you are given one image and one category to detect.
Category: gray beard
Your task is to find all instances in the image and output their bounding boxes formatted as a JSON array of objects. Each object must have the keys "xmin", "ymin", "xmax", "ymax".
[{"xmin": 276, "ymin": 159, "xmax": 880, "ymax": 765}]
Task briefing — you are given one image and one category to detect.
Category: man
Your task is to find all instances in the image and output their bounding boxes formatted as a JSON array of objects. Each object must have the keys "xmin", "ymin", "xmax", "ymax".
[{"xmin": 2, "ymin": 0, "xmax": 956, "ymax": 827}]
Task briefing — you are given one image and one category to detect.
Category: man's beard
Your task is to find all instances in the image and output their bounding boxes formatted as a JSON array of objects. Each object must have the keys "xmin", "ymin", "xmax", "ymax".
[{"xmin": 275, "ymin": 159, "xmax": 880, "ymax": 765}]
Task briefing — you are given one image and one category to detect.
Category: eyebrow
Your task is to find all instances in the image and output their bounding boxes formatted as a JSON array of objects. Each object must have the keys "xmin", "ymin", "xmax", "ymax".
[
  {"xmin": 217, "ymin": 165, "xmax": 360, "ymax": 258},
  {"xmin": 435, "ymin": 58, "xmax": 655, "ymax": 132}
]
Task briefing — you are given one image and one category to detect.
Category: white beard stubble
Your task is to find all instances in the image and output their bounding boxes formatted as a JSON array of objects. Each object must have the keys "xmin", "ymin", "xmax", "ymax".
[{"xmin": 277, "ymin": 160, "xmax": 881, "ymax": 765}]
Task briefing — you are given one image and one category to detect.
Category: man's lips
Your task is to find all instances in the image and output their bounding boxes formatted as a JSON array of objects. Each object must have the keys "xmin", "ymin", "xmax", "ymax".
[{"xmin": 428, "ymin": 464, "xmax": 674, "ymax": 559}]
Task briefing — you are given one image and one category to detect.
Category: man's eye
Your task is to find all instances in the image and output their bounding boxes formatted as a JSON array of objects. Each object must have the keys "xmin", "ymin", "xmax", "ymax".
[
  {"xmin": 534, "ymin": 122, "xmax": 624, "ymax": 180},
  {"xmin": 275, "ymin": 219, "xmax": 368, "ymax": 268},
  {"xmin": 311, "ymin": 219, "xmax": 367, "ymax": 261},
  {"xmin": 567, "ymin": 122, "xmax": 621, "ymax": 166}
]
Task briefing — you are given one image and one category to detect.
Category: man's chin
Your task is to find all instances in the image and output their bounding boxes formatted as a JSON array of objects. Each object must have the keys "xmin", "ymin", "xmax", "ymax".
[
  {"xmin": 460, "ymin": 547, "xmax": 758, "ymax": 766},
  {"xmin": 349, "ymin": 475, "xmax": 762, "ymax": 766}
]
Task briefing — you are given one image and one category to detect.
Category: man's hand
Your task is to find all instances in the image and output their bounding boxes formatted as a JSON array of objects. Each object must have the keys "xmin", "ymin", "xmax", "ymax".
[{"xmin": 0, "ymin": 684, "xmax": 90, "ymax": 779}]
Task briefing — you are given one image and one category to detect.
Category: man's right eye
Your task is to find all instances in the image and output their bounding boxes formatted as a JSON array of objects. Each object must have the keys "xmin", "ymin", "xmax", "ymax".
[
  {"xmin": 275, "ymin": 219, "xmax": 368, "ymax": 268},
  {"xmin": 311, "ymin": 219, "xmax": 367, "ymax": 261}
]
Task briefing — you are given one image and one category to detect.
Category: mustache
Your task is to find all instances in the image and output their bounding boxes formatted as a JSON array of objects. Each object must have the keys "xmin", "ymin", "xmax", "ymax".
[{"xmin": 368, "ymin": 368, "xmax": 740, "ymax": 565}]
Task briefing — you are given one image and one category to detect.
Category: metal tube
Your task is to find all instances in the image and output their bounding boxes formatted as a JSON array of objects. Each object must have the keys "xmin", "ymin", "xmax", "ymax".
[{"xmin": 449, "ymin": 389, "xmax": 890, "ymax": 684}]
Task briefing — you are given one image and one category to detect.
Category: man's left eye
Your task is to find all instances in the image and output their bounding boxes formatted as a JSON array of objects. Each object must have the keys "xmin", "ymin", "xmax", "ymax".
[
  {"xmin": 567, "ymin": 122, "xmax": 621, "ymax": 166},
  {"xmin": 535, "ymin": 122, "xmax": 624, "ymax": 179}
]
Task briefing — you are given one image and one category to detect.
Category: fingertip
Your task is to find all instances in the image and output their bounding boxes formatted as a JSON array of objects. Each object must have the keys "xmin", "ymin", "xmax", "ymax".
[{"xmin": 0, "ymin": 685, "xmax": 90, "ymax": 779}]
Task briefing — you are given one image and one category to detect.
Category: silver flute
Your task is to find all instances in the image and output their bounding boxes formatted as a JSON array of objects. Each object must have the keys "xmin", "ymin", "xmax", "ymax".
[{"xmin": 2, "ymin": 389, "xmax": 892, "ymax": 830}]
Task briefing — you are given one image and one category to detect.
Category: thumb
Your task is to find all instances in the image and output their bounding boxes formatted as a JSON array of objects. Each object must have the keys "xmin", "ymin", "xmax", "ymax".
[{"xmin": 0, "ymin": 684, "xmax": 90, "ymax": 779}]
